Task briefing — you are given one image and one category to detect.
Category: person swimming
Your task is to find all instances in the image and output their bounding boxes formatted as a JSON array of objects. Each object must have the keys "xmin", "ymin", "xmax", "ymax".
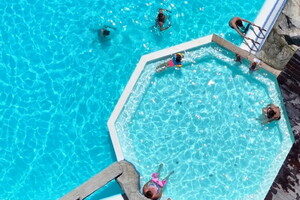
[
  {"xmin": 155, "ymin": 53, "xmax": 183, "ymax": 73},
  {"xmin": 229, "ymin": 17, "xmax": 265, "ymax": 38},
  {"xmin": 262, "ymin": 104, "xmax": 281, "ymax": 124},
  {"xmin": 97, "ymin": 25, "xmax": 116, "ymax": 41},
  {"xmin": 249, "ymin": 58, "xmax": 261, "ymax": 71},
  {"xmin": 229, "ymin": 18, "xmax": 250, "ymax": 35},
  {"xmin": 228, "ymin": 17, "xmax": 266, "ymax": 51},
  {"xmin": 156, "ymin": 8, "xmax": 171, "ymax": 31},
  {"xmin": 143, "ymin": 180, "xmax": 162, "ymax": 199},
  {"xmin": 143, "ymin": 164, "xmax": 174, "ymax": 200},
  {"xmin": 235, "ymin": 53, "xmax": 242, "ymax": 63},
  {"xmin": 98, "ymin": 29, "xmax": 110, "ymax": 38}
]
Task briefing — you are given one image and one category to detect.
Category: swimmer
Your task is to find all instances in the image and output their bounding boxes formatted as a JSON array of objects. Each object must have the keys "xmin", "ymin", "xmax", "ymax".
[
  {"xmin": 156, "ymin": 53, "xmax": 183, "ymax": 73},
  {"xmin": 262, "ymin": 104, "xmax": 281, "ymax": 124},
  {"xmin": 235, "ymin": 53, "xmax": 242, "ymax": 63},
  {"xmin": 98, "ymin": 25, "xmax": 116, "ymax": 40},
  {"xmin": 249, "ymin": 58, "xmax": 261, "ymax": 71},
  {"xmin": 229, "ymin": 17, "xmax": 265, "ymax": 39},
  {"xmin": 156, "ymin": 8, "xmax": 171, "ymax": 31},
  {"xmin": 143, "ymin": 164, "xmax": 174, "ymax": 200}
]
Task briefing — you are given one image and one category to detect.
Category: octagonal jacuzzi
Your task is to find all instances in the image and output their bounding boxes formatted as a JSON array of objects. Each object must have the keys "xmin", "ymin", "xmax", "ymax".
[{"xmin": 108, "ymin": 35, "xmax": 294, "ymax": 200}]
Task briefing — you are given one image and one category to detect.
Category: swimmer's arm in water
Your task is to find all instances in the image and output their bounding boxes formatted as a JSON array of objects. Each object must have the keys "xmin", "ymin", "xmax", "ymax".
[
  {"xmin": 233, "ymin": 25, "xmax": 246, "ymax": 37},
  {"xmin": 158, "ymin": 8, "xmax": 172, "ymax": 13},
  {"xmin": 159, "ymin": 24, "xmax": 171, "ymax": 31},
  {"xmin": 262, "ymin": 118, "xmax": 269, "ymax": 125},
  {"xmin": 103, "ymin": 25, "xmax": 117, "ymax": 30}
]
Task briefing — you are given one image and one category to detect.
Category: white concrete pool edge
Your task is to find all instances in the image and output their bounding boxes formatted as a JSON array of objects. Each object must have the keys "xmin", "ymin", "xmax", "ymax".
[
  {"xmin": 105, "ymin": 35, "xmax": 214, "ymax": 200},
  {"xmin": 104, "ymin": 2, "xmax": 288, "ymax": 200},
  {"xmin": 107, "ymin": 0, "xmax": 288, "ymax": 163},
  {"xmin": 106, "ymin": 34, "xmax": 284, "ymax": 200},
  {"xmin": 107, "ymin": 34, "xmax": 213, "ymax": 162},
  {"xmin": 107, "ymin": 34, "xmax": 281, "ymax": 163},
  {"xmin": 241, "ymin": 0, "xmax": 287, "ymax": 53}
]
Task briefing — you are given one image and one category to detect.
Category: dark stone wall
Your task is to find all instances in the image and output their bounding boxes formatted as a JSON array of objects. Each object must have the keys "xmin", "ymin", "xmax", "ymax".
[
  {"xmin": 258, "ymin": 0, "xmax": 300, "ymax": 70},
  {"xmin": 265, "ymin": 49, "xmax": 300, "ymax": 200}
]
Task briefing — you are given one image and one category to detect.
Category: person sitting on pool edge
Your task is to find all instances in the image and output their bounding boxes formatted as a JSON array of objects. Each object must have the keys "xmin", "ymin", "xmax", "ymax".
[
  {"xmin": 229, "ymin": 17, "xmax": 266, "ymax": 40},
  {"xmin": 156, "ymin": 8, "xmax": 171, "ymax": 31},
  {"xmin": 262, "ymin": 103, "xmax": 281, "ymax": 124},
  {"xmin": 155, "ymin": 53, "xmax": 183, "ymax": 73},
  {"xmin": 143, "ymin": 163, "xmax": 174, "ymax": 200}
]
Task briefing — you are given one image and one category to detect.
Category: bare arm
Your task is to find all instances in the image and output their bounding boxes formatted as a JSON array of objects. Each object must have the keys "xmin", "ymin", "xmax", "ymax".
[
  {"xmin": 159, "ymin": 24, "xmax": 171, "ymax": 31},
  {"xmin": 241, "ymin": 18, "xmax": 252, "ymax": 25},
  {"xmin": 268, "ymin": 114, "xmax": 279, "ymax": 123},
  {"xmin": 233, "ymin": 25, "xmax": 246, "ymax": 37},
  {"xmin": 241, "ymin": 19, "xmax": 266, "ymax": 30},
  {"xmin": 241, "ymin": 18, "xmax": 259, "ymax": 28},
  {"xmin": 159, "ymin": 8, "xmax": 171, "ymax": 13},
  {"xmin": 103, "ymin": 25, "xmax": 117, "ymax": 30}
]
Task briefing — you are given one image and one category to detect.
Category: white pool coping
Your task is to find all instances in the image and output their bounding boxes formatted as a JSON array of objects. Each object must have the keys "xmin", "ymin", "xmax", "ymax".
[
  {"xmin": 105, "ymin": 36, "xmax": 213, "ymax": 200},
  {"xmin": 105, "ymin": 1, "xmax": 287, "ymax": 200},
  {"xmin": 105, "ymin": 35, "xmax": 285, "ymax": 200},
  {"xmin": 107, "ymin": 34, "xmax": 281, "ymax": 163},
  {"xmin": 241, "ymin": 0, "xmax": 287, "ymax": 53},
  {"xmin": 106, "ymin": 35, "xmax": 284, "ymax": 200},
  {"xmin": 107, "ymin": 34, "xmax": 212, "ymax": 162}
]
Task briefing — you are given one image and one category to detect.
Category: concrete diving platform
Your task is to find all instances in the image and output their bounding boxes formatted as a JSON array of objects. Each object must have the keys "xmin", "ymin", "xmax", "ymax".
[{"xmin": 60, "ymin": 160, "xmax": 148, "ymax": 200}]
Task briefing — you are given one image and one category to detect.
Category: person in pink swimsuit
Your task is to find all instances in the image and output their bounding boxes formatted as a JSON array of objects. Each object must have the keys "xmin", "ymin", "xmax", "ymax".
[{"xmin": 143, "ymin": 164, "xmax": 174, "ymax": 200}]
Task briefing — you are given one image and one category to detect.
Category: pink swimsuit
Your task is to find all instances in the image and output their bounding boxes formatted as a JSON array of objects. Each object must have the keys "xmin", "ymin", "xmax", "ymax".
[
  {"xmin": 151, "ymin": 173, "xmax": 167, "ymax": 188},
  {"xmin": 168, "ymin": 60, "xmax": 175, "ymax": 67}
]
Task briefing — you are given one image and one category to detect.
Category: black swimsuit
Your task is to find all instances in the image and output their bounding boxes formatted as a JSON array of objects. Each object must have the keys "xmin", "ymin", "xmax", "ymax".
[{"xmin": 266, "ymin": 107, "xmax": 275, "ymax": 119}]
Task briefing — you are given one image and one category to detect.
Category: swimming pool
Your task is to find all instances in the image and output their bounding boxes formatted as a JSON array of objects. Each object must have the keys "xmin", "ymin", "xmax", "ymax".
[
  {"xmin": 113, "ymin": 42, "xmax": 294, "ymax": 200},
  {"xmin": 0, "ymin": 0, "xmax": 269, "ymax": 199}
]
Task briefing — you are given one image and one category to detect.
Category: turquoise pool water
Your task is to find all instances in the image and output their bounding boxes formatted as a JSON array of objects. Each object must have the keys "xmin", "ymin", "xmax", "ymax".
[
  {"xmin": 0, "ymin": 0, "xmax": 265, "ymax": 199},
  {"xmin": 115, "ymin": 43, "xmax": 294, "ymax": 200}
]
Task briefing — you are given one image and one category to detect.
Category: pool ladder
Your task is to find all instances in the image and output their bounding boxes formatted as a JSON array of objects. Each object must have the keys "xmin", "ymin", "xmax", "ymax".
[{"xmin": 243, "ymin": 27, "xmax": 267, "ymax": 52}]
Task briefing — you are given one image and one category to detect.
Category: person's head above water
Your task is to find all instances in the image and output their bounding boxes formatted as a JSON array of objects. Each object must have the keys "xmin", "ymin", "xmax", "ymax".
[
  {"xmin": 145, "ymin": 191, "xmax": 153, "ymax": 198},
  {"xmin": 267, "ymin": 108, "xmax": 276, "ymax": 119},
  {"xmin": 175, "ymin": 53, "xmax": 183, "ymax": 62},
  {"xmin": 103, "ymin": 29, "xmax": 110, "ymax": 36},
  {"xmin": 236, "ymin": 19, "xmax": 244, "ymax": 28},
  {"xmin": 157, "ymin": 13, "xmax": 165, "ymax": 22}
]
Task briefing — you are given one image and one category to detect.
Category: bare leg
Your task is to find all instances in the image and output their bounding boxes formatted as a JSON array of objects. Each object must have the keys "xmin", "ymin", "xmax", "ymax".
[
  {"xmin": 156, "ymin": 62, "xmax": 168, "ymax": 73},
  {"xmin": 163, "ymin": 171, "xmax": 174, "ymax": 181},
  {"xmin": 156, "ymin": 163, "xmax": 163, "ymax": 178}
]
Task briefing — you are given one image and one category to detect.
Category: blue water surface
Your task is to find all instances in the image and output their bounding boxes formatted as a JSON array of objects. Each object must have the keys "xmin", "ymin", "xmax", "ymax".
[
  {"xmin": 0, "ymin": 0, "xmax": 264, "ymax": 199},
  {"xmin": 115, "ymin": 43, "xmax": 293, "ymax": 200}
]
